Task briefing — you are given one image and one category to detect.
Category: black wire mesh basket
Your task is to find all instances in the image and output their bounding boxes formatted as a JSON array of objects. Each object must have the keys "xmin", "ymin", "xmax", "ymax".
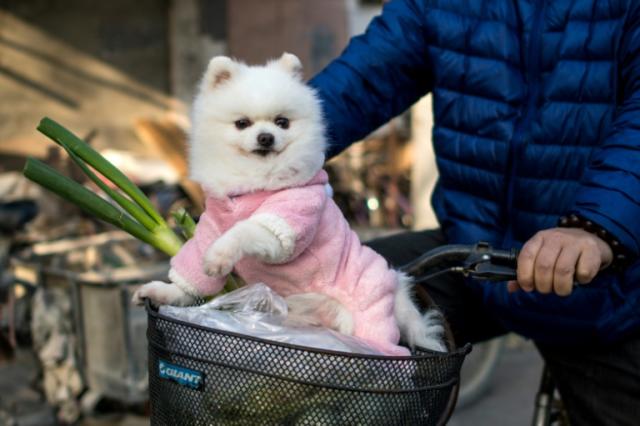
[{"xmin": 146, "ymin": 300, "xmax": 471, "ymax": 425}]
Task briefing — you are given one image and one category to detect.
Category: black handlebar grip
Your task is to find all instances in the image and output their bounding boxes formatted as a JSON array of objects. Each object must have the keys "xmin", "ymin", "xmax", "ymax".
[{"xmin": 489, "ymin": 248, "xmax": 520, "ymax": 266}]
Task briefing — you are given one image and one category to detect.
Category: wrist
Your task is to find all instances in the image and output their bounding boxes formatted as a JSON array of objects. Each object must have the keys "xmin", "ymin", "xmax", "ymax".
[{"xmin": 558, "ymin": 214, "xmax": 630, "ymax": 271}]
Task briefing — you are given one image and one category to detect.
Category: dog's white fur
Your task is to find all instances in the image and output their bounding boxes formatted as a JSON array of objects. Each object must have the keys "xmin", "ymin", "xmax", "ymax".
[
  {"xmin": 189, "ymin": 54, "xmax": 325, "ymax": 198},
  {"xmin": 133, "ymin": 53, "xmax": 446, "ymax": 353}
]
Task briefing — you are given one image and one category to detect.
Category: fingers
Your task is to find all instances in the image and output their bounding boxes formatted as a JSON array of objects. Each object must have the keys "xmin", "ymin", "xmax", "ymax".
[
  {"xmin": 517, "ymin": 234, "xmax": 543, "ymax": 292},
  {"xmin": 576, "ymin": 241, "xmax": 600, "ymax": 284},
  {"xmin": 514, "ymin": 228, "xmax": 609, "ymax": 297},
  {"xmin": 532, "ymin": 241, "xmax": 562, "ymax": 294},
  {"xmin": 552, "ymin": 247, "xmax": 580, "ymax": 296}
]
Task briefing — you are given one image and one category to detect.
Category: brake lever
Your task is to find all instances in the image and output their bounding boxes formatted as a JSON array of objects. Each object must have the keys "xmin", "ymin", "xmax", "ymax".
[
  {"xmin": 408, "ymin": 242, "xmax": 587, "ymax": 288},
  {"xmin": 465, "ymin": 262, "xmax": 517, "ymax": 281},
  {"xmin": 461, "ymin": 242, "xmax": 519, "ymax": 281},
  {"xmin": 408, "ymin": 242, "xmax": 520, "ymax": 284}
]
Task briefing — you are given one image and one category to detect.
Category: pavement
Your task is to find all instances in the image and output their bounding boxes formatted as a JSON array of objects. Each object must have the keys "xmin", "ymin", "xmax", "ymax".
[
  {"xmin": 450, "ymin": 336, "xmax": 544, "ymax": 426},
  {"xmin": 0, "ymin": 349, "xmax": 57, "ymax": 426}
]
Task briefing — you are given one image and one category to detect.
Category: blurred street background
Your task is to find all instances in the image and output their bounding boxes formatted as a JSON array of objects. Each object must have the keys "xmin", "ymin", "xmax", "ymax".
[{"xmin": 0, "ymin": 1, "xmax": 545, "ymax": 424}]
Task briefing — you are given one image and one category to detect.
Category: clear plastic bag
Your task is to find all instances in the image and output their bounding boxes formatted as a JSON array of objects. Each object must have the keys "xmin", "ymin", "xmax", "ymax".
[{"xmin": 159, "ymin": 283, "xmax": 384, "ymax": 355}]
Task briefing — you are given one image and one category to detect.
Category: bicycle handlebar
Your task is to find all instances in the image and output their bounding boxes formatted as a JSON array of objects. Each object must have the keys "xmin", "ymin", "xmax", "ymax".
[{"xmin": 399, "ymin": 242, "xmax": 519, "ymax": 282}]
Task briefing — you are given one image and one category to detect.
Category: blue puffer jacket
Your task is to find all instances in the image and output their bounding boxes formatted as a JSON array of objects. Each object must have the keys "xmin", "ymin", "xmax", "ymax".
[{"xmin": 309, "ymin": 0, "xmax": 640, "ymax": 345}]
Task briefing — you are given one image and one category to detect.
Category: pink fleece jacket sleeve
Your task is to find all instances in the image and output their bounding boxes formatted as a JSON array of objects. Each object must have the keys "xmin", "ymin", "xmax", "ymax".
[
  {"xmin": 251, "ymin": 184, "xmax": 327, "ymax": 262},
  {"xmin": 169, "ymin": 214, "xmax": 225, "ymax": 296}
]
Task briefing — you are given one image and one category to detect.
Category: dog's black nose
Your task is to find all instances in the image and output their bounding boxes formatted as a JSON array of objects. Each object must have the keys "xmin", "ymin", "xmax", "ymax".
[{"xmin": 257, "ymin": 133, "xmax": 275, "ymax": 148}]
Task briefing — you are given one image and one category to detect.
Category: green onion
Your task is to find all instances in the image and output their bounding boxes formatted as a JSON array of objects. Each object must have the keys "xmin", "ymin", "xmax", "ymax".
[
  {"xmin": 23, "ymin": 158, "xmax": 183, "ymax": 254},
  {"xmin": 37, "ymin": 117, "xmax": 166, "ymax": 227},
  {"xmin": 24, "ymin": 118, "xmax": 241, "ymax": 293},
  {"xmin": 172, "ymin": 208, "xmax": 197, "ymax": 240}
]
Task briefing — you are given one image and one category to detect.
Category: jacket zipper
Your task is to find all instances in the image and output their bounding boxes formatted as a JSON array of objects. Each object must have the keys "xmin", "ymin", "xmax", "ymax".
[{"xmin": 503, "ymin": 0, "xmax": 545, "ymax": 246}]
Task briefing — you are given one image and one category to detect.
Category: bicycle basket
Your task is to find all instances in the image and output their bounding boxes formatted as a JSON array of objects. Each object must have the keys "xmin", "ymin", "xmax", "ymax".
[{"xmin": 146, "ymin": 300, "xmax": 471, "ymax": 425}]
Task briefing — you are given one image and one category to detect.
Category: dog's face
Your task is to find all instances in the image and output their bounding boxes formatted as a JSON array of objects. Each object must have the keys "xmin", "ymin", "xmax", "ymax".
[{"xmin": 189, "ymin": 53, "xmax": 326, "ymax": 197}]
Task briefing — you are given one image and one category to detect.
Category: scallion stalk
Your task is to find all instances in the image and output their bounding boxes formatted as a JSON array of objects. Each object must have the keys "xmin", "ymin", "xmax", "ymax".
[
  {"xmin": 24, "ymin": 118, "xmax": 242, "ymax": 294},
  {"xmin": 37, "ymin": 117, "xmax": 166, "ymax": 227}
]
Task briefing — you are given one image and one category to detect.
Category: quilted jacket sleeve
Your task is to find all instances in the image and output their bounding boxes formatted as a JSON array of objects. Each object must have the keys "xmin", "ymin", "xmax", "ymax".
[
  {"xmin": 570, "ymin": 4, "xmax": 640, "ymax": 258},
  {"xmin": 308, "ymin": 0, "xmax": 433, "ymax": 158}
]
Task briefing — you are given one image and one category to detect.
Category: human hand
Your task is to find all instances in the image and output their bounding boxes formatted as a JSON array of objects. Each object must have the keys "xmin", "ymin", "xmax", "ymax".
[{"xmin": 508, "ymin": 227, "xmax": 613, "ymax": 296}]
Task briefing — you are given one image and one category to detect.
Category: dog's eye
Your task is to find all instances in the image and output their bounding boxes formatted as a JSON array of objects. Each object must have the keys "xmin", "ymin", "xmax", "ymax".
[
  {"xmin": 274, "ymin": 116, "xmax": 290, "ymax": 129},
  {"xmin": 234, "ymin": 118, "xmax": 252, "ymax": 130}
]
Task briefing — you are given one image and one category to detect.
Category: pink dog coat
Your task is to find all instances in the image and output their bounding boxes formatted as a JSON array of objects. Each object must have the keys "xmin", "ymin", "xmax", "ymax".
[{"xmin": 170, "ymin": 169, "xmax": 409, "ymax": 356}]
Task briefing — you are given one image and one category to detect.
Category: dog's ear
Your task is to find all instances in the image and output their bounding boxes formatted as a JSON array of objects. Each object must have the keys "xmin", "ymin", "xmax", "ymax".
[
  {"xmin": 274, "ymin": 52, "xmax": 303, "ymax": 79},
  {"xmin": 204, "ymin": 56, "xmax": 238, "ymax": 89}
]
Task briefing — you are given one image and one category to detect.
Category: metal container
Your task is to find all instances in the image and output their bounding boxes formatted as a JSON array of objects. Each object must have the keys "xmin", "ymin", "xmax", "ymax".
[
  {"xmin": 73, "ymin": 263, "xmax": 168, "ymax": 402},
  {"xmin": 12, "ymin": 231, "xmax": 168, "ymax": 403}
]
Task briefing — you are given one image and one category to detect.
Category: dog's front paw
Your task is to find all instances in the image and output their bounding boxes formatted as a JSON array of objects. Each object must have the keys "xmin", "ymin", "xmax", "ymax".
[
  {"xmin": 132, "ymin": 281, "xmax": 196, "ymax": 306},
  {"xmin": 203, "ymin": 241, "xmax": 240, "ymax": 277}
]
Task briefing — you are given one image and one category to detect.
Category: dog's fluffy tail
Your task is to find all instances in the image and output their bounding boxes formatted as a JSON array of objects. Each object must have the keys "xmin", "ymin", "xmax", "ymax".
[{"xmin": 394, "ymin": 272, "xmax": 447, "ymax": 352}]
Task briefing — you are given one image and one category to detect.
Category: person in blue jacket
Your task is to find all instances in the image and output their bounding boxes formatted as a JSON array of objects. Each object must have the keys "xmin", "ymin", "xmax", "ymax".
[{"xmin": 309, "ymin": 0, "xmax": 640, "ymax": 423}]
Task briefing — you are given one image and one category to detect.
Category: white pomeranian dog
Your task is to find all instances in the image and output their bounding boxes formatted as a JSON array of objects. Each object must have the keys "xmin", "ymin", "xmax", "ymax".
[{"xmin": 133, "ymin": 53, "xmax": 446, "ymax": 355}]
